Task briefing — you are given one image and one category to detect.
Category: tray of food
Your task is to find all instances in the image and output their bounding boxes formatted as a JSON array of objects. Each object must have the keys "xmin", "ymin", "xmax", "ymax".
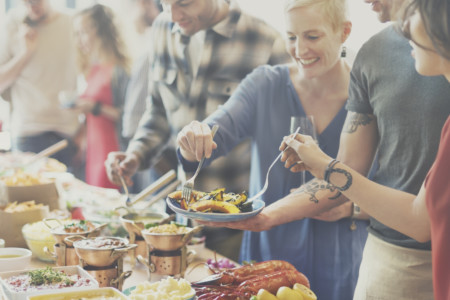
[
  {"xmin": 0, "ymin": 265, "xmax": 98, "ymax": 300},
  {"xmin": 166, "ymin": 188, "xmax": 264, "ymax": 222},
  {"xmin": 26, "ymin": 287, "xmax": 128, "ymax": 300}
]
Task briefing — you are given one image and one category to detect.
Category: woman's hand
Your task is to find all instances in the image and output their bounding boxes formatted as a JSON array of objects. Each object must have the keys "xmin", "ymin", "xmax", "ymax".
[
  {"xmin": 74, "ymin": 98, "xmax": 95, "ymax": 114},
  {"xmin": 177, "ymin": 121, "xmax": 217, "ymax": 162},
  {"xmin": 280, "ymin": 133, "xmax": 331, "ymax": 180}
]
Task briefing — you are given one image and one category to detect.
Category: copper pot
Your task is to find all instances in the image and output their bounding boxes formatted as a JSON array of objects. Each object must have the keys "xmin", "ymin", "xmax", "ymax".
[
  {"xmin": 66, "ymin": 236, "xmax": 137, "ymax": 267},
  {"xmin": 44, "ymin": 218, "xmax": 106, "ymax": 245},
  {"xmin": 141, "ymin": 225, "xmax": 203, "ymax": 251},
  {"xmin": 119, "ymin": 212, "xmax": 171, "ymax": 239}
]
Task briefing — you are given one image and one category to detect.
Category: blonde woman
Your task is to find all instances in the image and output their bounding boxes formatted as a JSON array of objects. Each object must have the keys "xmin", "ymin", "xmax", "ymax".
[
  {"xmin": 176, "ymin": 0, "xmax": 366, "ymax": 298},
  {"xmin": 72, "ymin": 4, "xmax": 129, "ymax": 188},
  {"xmin": 282, "ymin": 0, "xmax": 450, "ymax": 299}
]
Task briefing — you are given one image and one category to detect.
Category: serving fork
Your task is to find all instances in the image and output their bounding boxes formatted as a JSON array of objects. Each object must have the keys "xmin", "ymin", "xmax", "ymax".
[
  {"xmin": 182, "ymin": 124, "xmax": 220, "ymax": 203},
  {"xmin": 247, "ymin": 126, "xmax": 301, "ymax": 203}
]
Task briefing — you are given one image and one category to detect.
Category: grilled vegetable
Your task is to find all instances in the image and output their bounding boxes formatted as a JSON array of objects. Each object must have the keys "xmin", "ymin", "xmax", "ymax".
[{"xmin": 189, "ymin": 200, "xmax": 241, "ymax": 214}]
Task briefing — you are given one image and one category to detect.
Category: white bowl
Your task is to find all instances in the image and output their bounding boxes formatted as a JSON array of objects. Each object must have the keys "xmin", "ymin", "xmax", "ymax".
[{"xmin": 0, "ymin": 248, "xmax": 32, "ymax": 272}]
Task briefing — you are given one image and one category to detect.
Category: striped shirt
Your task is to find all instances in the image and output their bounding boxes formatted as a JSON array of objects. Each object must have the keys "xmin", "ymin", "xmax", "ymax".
[{"xmin": 127, "ymin": 0, "xmax": 290, "ymax": 192}]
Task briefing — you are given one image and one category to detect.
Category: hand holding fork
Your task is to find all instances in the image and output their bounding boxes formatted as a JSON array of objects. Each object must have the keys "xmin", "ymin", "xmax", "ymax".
[{"xmin": 180, "ymin": 124, "xmax": 220, "ymax": 202}]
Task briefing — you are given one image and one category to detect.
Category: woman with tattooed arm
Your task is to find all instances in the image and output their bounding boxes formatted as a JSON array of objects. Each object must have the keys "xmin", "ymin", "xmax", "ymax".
[{"xmin": 282, "ymin": 1, "xmax": 450, "ymax": 298}]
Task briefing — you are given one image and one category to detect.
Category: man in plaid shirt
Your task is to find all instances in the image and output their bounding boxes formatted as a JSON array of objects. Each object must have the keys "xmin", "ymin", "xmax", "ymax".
[{"xmin": 106, "ymin": 0, "xmax": 289, "ymax": 259}]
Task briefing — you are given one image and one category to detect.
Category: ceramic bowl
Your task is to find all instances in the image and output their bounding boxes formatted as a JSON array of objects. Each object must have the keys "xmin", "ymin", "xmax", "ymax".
[{"xmin": 0, "ymin": 247, "xmax": 32, "ymax": 272}]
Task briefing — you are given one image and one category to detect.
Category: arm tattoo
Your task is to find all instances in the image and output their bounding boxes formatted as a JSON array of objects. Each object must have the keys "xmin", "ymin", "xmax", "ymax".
[
  {"xmin": 295, "ymin": 179, "xmax": 342, "ymax": 203},
  {"xmin": 330, "ymin": 168, "xmax": 353, "ymax": 191},
  {"xmin": 344, "ymin": 113, "xmax": 373, "ymax": 133}
]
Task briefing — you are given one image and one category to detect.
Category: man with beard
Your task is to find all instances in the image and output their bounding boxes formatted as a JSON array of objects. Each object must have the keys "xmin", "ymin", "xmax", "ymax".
[{"xmin": 105, "ymin": 0, "xmax": 289, "ymax": 260}]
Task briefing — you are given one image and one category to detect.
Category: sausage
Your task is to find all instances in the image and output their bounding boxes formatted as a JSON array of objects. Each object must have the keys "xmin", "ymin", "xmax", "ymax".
[{"xmin": 236, "ymin": 269, "xmax": 310, "ymax": 295}]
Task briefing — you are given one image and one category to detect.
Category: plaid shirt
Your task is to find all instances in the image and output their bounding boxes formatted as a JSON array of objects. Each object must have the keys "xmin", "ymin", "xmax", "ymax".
[{"xmin": 127, "ymin": 0, "xmax": 290, "ymax": 192}]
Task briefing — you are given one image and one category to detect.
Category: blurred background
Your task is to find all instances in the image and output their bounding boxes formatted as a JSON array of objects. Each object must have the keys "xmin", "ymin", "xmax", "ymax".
[{"xmin": 0, "ymin": 0, "xmax": 387, "ymax": 151}]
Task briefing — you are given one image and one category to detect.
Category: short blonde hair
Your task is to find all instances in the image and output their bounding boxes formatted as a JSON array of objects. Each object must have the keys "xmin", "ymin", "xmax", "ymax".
[{"xmin": 284, "ymin": 0, "xmax": 348, "ymax": 31}]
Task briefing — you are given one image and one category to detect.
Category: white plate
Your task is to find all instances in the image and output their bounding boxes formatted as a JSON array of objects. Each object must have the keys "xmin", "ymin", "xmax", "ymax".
[{"xmin": 166, "ymin": 198, "xmax": 265, "ymax": 222}]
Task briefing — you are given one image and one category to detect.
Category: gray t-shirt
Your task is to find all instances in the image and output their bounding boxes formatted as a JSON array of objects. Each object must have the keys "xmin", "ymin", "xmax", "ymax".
[{"xmin": 346, "ymin": 26, "xmax": 450, "ymax": 250}]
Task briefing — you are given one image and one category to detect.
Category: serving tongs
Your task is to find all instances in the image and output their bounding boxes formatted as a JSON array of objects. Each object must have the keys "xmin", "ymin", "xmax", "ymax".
[{"xmin": 125, "ymin": 169, "xmax": 177, "ymax": 207}]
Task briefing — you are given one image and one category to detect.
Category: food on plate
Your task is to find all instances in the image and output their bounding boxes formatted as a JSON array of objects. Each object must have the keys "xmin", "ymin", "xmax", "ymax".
[
  {"xmin": 144, "ymin": 223, "xmax": 190, "ymax": 234},
  {"xmin": 193, "ymin": 260, "xmax": 310, "ymax": 299},
  {"xmin": 3, "ymin": 200, "xmax": 44, "ymax": 213},
  {"xmin": 55, "ymin": 220, "xmax": 96, "ymax": 234},
  {"xmin": 293, "ymin": 283, "xmax": 317, "ymax": 300},
  {"xmin": 75, "ymin": 237, "xmax": 127, "ymax": 249},
  {"xmin": 168, "ymin": 188, "xmax": 250, "ymax": 214},
  {"xmin": 1, "ymin": 171, "xmax": 51, "ymax": 186},
  {"xmin": 129, "ymin": 276, "xmax": 195, "ymax": 300},
  {"xmin": 3, "ymin": 266, "xmax": 95, "ymax": 293}
]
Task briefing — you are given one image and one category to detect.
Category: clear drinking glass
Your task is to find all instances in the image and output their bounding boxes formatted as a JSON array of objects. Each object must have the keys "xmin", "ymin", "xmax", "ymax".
[{"xmin": 290, "ymin": 115, "xmax": 318, "ymax": 185}]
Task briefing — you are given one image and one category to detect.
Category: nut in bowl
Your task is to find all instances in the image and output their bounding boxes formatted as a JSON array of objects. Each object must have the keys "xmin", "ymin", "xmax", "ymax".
[{"xmin": 0, "ymin": 248, "xmax": 32, "ymax": 272}]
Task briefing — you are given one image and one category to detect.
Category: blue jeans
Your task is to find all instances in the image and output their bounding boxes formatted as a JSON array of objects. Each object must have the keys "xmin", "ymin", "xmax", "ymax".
[{"xmin": 13, "ymin": 132, "xmax": 78, "ymax": 171}]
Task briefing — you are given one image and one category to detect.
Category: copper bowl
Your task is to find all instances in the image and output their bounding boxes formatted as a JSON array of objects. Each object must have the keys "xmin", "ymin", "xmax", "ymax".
[
  {"xmin": 67, "ymin": 236, "xmax": 137, "ymax": 267},
  {"xmin": 140, "ymin": 225, "xmax": 203, "ymax": 251},
  {"xmin": 119, "ymin": 211, "xmax": 170, "ymax": 238},
  {"xmin": 44, "ymin": 218, "xmax": 106, "ymax": 245}
]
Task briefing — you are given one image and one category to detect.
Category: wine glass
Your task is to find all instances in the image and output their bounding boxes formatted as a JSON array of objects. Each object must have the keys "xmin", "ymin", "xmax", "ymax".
[{"xmin": 290, "ymin": 115, "xmax": 318, "ymax": 185}]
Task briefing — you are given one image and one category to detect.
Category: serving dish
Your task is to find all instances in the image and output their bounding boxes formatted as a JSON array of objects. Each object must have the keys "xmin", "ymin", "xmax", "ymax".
[
  {"xmin": 0, "ymin": 248, "xmax": 32, "ymax": 272},
  {"xmin": 140, "ymin": 225, "xmax": 203, "ymax": 251},
  {"xmin": 26, "ymin": 287, "xmax": 128, "ymax": 300},
  {"xmin": 0, "ymin": 265, "xmax": 98, "ymax": 300},
  {"xmin": 166, "ymin": 197, "xmax": 265, "ymax": 222},
  {"xmin": 68, "ymin": 236, "xmax": 137, "ymax": 267}
]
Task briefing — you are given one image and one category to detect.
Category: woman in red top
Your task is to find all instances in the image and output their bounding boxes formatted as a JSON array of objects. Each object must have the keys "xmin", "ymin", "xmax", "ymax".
[
  {"xmin": 281, "ymin": 1, "xmax": 450, "ymax": 298},
  {"xmin": 72, "ymin": 4, "xmax": 129, "ymax": 189}
]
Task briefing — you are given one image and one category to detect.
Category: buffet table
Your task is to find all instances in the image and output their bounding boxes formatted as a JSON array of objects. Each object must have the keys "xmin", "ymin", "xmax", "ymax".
[{"xmin": 0, "ymin": 246, "xmax": 233, "ymax": 299}]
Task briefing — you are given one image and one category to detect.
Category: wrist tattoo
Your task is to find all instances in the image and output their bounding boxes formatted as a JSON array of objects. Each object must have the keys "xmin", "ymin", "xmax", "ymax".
[
  {"xmin": 344, "ymin": 113, "xmax": 373, "ymax": 133},
  {"xmin": 329, "ymin": 168, "xmax": 353, "ymax": 191},
  {"xmin": 297, "ymin": 180, "xmax": 342, "ymax": 203}
]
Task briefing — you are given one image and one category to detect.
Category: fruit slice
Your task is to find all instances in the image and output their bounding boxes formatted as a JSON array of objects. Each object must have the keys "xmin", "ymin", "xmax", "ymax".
[
  {"xmin": 293, "ymin": 283, "xmax": 317, "ymax": 300},
  {"xmin": 276, "ymin": 286, "xmax": 303, "ymax": 300},
  {"xmin": 257, "ymin": 288, "xmax": 279, "ymax": 300}
]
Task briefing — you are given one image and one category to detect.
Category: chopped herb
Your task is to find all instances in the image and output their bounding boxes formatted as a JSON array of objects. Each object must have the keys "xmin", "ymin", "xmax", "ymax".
[{"xmin": 28, "ymin": 267, "xmax": 75, "ymax": 286}]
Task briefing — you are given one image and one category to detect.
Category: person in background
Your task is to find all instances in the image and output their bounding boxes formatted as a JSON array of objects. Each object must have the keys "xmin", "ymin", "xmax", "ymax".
[
  {"xmin": 0, "ymin": 0, "xmax": 79, "ymax": 168},
  {"xmin": 282, "ymin": 1, "xmax": 450, "ymax": 299},
  {"xmin": 71, "ymin": 4, "xmax": 129, "ymax": 189},
  {"xmin": 104, "ymin": 0, "xmax": 290, "ymax": 260},
  {"xmin": 121, "ymin": 0, "xmax": 163, "ymax": 193},
  {"xmin": 198, "ymin": 0, "xmax": 450, "ymax": 299},
  {"xmin": 176, "ymin": 1, "xmax": 368, "ymax": 299}
]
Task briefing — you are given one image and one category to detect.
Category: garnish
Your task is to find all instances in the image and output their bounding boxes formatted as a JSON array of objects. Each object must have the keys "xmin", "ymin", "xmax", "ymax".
[{"xmin": 28, "ymin": 267, "xmax": 75, "ymax": 286}]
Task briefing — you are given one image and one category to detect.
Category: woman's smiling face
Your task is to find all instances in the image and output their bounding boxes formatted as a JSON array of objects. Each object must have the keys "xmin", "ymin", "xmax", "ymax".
[{"xmin": 285, "ymin": 4, "xmax": 348, "ymax": 79}]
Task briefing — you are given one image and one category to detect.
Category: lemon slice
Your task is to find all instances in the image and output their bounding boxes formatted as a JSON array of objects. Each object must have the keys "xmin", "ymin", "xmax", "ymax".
[
  {"xmin": 257, "ymin": 288, "xmax": 279, "ymax": 300},
  {"xmin": 293, "ymin": 283, "xmax": 317, "ymax": 300},
  {"xmin": 276, "ymin": 286, "xmax": 303, "ymax": 300}
]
